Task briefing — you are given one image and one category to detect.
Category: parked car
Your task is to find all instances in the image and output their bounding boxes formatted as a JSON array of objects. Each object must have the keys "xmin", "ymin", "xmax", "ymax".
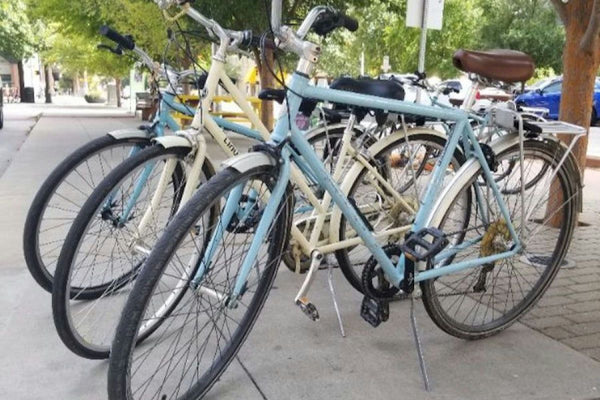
[
  {"xmin": 436, "ymin": 78, "xmax": 512, "ymax": 112},
  {"xmin": 515, "ymin": 77, "xmax": 600, "ymax": 124},
  {"xmin": 523, "ymin": 77, "xmax": 554, "ymax": 94}
]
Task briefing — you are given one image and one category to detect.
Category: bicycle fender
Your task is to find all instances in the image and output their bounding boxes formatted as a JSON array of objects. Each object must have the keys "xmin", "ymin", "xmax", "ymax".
[
  {"xmin": 221, "ymin": 152, "xmax": 276, "ymax": 173},
  {"xmin": 106, "ymin": 128, "xmax": 150, "ymax": 140},
  {"xmin": 153, "ymin": 135, "xmax": 194, "ymax": 149}
]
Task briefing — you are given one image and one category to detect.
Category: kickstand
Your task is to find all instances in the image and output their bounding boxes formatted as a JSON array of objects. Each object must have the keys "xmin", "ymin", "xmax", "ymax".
[
  {"xmin": 410, "ymin": 295, "xmax": 431, "ymax": 391},
  {"xmin": 327, "ymin": 262, "xmax": 346, "ymax": 337}
]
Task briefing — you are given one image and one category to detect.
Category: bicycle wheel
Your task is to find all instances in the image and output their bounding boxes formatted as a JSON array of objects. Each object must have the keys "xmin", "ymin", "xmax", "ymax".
[
  {"xmin": 23, "ymin": 135, "xmax": 152, "ymax": 294},
  {"xmin": 421, "ymin": 139, "xmax": 578, "ymax": 339},
  {"xmin": 52, "ymin": 145, "xmax": 214, "ymax": 359},
  {"xmin": 335, "ymin": 132, "xmax": 465, "ymax": 293},
  {"xmin": 108, "ymin": 164, "xmax": 292, "ymax": 400}
]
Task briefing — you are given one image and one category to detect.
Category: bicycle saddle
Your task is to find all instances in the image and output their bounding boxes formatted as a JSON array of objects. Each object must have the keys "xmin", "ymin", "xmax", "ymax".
[
  {"xmin": 329, "ymin": 77, "xmax": 405, "ymax": 101},
  {"xmin": 452, "ymin": 49, "xmax": 535, "ymax": 83}
]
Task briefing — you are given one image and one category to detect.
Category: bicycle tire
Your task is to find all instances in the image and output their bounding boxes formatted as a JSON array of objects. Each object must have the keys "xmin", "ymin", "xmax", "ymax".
[
  {"xmin": 421, "ymin": 139, "xmax": 578, "ymax": 339},
  {"xmin": 23, "ymin": 135, "xmax": 152, "ymax": 294},
  {"xmin": 52, "ymin": 144, "xmax": 214, "ymax": 359},
  {"xmin": 108, "ymin": 165, "xmax": 293, "ymax": 400},
  {"xmin": 335, "ymin": 132, "xmax": 466, "ymax": 293}
]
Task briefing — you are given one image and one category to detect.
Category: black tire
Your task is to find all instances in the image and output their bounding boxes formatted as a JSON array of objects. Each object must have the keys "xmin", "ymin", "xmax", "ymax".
[
  {"xmin": 52, "ymin": 145, "xmax": 214, "ymax": 359},
  {"xmin": 108, "ymin": 165, "xmax": 292, "ymax": 400},
  {"xmin": 421, "ymin": 139, "xmax": 578, "ymax": 340},
  {"xmin": 335, "ymin": 133, "xmax": 465, "ymax": 293},
  {"xmin": 23, "ymin": 135, "xmax": 152, "ymax": 294},
  {"xmin": 591, "ymin": 108, "xmax": 597, "ymax": 126}
]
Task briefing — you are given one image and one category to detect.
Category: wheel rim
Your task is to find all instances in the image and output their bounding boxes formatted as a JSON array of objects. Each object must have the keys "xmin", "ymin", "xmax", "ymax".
[
  {"xmin": 63, "ymin": 151, "xmax": 188, "ymax": 353},
  {"xmin": 423, "ymin": 143, "xmax": 574, "ymax": 334}
]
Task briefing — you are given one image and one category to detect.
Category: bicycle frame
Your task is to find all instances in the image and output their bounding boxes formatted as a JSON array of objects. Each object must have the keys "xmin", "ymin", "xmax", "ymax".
[{"xmin": 218, "ymin": 71, "xmax": 523, "ymax": 303}]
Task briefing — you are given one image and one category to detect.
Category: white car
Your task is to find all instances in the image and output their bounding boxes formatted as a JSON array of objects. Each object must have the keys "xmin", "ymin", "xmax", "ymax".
[{"xmin": 437, "ymin": 78, "xmax": 513, "ymax": 112}]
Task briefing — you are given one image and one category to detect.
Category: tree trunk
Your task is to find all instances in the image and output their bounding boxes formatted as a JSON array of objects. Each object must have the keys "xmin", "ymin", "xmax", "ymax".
[
  {"xmin": 256, "ymin": 47, "xmax": 275, "ymax": 131},
  {"xmin": 44, "ymin": 64, "xmax": 53, "ymax": 104},
  {"xmin": 73, "ymin": 71, "xmax": 81, "ymax": 95},
  {"xmin": 115, "ymin": 77, "xmax": 122, "ymax": 108},
  {"xmin": 558, "ymin": 8, "xmax": 600, "ymax": 176},
  {"xmin": 548, "ymin": 0, "xmax": 600, "ymax": 226},
  {"xmin": 83, "ymin": 70, "xmax": 89, "ymax": 95},
  {"xmin": 17, "ymin": 60, "xmax": 25, "ymax": 100}
]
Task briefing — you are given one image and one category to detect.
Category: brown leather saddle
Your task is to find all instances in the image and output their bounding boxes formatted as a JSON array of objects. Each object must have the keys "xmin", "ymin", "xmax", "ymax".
[{"xmin": 452, "ymin": 49, "xmax": 535, "ymax": 83}]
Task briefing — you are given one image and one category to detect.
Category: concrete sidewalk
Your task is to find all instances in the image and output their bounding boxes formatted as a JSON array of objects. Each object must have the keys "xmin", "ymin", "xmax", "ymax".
[{"xmin": 0, "ymin": 114, "xmax": 599, "ymax": 399}]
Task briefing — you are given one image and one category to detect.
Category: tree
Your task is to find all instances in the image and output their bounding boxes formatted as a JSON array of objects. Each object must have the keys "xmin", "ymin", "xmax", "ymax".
[
  {"xmin": 479, "ymin": 0, "xmax": 565, "ymax": 73},
  {"xmin": 27, "ymin": 0, "xmax": 176, "ymax": 106},
  {"xmin": 319, "ymin": 0, "xmax": 482, "ymax": 79},
  {"xmin": 0, "ymin": 0, "xmax": 35, "ymax": 97},
  {"xmin": 549, "ymin": 0, "xmax": 600, "ymax": 179}
]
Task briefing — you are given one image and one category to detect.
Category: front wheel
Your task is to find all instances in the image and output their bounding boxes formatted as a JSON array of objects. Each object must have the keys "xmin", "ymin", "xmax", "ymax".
[
  {"xmin": 108, "ymin": 165, "xmax": 293, "ymax": 400},
  {"xmin": 23, "ymin": 135, "xmax": 152, "ymax": 294},
  {"xmin": 52, "ymin": 145, "xmax": 214, "ymax": 359},
  {"xmin": 421, "ymin": 139, "xmax": 578, "ymax": 339}
]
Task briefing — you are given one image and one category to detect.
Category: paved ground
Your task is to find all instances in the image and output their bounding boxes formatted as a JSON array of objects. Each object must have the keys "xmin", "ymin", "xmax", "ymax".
[
  {"xmin": 1, "ymin": 104, "xmax": 599, "ymax": 399},
  {"xmin": 587, "ymin": 126, "xmax": 600, "ymax": 157},
  {"xmin": 520, "ymin": 167, "xmax": 600, "ymax": 361}
]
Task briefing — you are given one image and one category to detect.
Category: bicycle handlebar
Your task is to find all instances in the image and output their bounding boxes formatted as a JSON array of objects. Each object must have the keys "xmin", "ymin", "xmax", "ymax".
[{"xmin": 99, "ymin": 25, "xmax": 135, "ymax": 50}]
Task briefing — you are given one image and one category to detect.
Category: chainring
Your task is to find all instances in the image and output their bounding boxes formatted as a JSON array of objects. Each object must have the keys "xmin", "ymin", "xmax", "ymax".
[{"xmin": 361, "ymin": 244, "xmax": 403, "ymax": 300}]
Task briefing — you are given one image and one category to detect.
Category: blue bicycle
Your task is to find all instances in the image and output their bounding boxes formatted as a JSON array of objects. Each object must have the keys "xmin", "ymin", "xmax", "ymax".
[
  {"xmin": 107, "ymin": 2, "xmax": 582, "ymax": 399},
  {"xmin": 22, "ymin": 35, "xmax": 203, "ymax": 295}
]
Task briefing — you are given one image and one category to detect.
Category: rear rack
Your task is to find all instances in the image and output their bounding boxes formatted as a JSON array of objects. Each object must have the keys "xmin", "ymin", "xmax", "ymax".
[
  {"xmin": 526, "ymin": 120, "xmax": 586, "ymax": 136},
  {"xmin": 489, "ymin": 103, "xmax": 586, "ymax": 235}
]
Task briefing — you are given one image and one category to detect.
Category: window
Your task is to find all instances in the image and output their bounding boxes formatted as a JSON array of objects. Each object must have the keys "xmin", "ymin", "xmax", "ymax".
[
  {"xmin": 447, "ymin": 81, "xmax": 462, "ymax": 91},
  {"xmin": 544, "ymin": 82, "xmax": 562, "ymax": 94},
  {"xmin": 0, "ymin": 74, "xmax": 11, "ymax": 88}
]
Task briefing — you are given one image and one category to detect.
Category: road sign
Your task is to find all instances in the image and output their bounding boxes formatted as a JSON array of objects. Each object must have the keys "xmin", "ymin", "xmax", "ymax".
[{"xmin": 407, "ymin": 0, "xmax": 445, "ymax": 30}]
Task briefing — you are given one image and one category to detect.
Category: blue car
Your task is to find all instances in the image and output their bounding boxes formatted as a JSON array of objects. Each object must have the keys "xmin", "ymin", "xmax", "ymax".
[{"xmin": 515, "ymin": 78, "xmax": 600, "ymax": 124}]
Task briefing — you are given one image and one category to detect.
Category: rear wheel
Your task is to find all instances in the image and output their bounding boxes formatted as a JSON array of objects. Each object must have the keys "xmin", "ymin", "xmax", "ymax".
[
  {"xmin": 335, "ymin": 133, "xmax": 465, "ymax": 293},
  {"xmin": 108, "ymin": 165, "xmax": 293, "ymax": 400},
  {"xmin": 421, "ymin": 139, "xmax": 578, "ymax": 339}
]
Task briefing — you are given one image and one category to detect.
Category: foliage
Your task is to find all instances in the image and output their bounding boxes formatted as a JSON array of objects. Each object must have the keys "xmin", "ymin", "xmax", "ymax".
[
  {"xmin": 320, "ymin": 0, "xmax": 481, "ymax": 79},
  {"xmin": 10, "ymin": 0, "xmax": 568, "ymax": 81},
  {"xmin": 0, "ymin": 0, "xmax": 35, "ymax": 61},
  {"xmin": 27, "ymin": 0, "xmax": 174, "ymax": 77},
  {"xmin": 84, "ymin": 91, "xmax": 106, "ymax": 103},
  {"xmin": 479, "ymin": 0, "xmax": 564, "ymax": 73}
]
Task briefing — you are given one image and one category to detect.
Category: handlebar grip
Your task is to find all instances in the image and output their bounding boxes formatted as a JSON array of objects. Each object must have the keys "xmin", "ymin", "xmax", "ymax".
[
  {"xmin": 99, "ymin": 25, "xmax": 135, "ymax": 50},
  {"xmin": 340, "ymin": 14, "xmax": 359, "ymax": 32}
]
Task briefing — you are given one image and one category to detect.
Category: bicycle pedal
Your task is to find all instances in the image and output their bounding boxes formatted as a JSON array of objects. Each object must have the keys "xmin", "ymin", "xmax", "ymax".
[
  {"xmin": 360, "ymin": 296, "xmax": 389, "ymax": 328},
  {"xmin": 401, "ymin": 227, "xmax": 449, "ymax": 262},
  {"xmin": 296, "ymin": 298, "xmax": 320, "ymax": 321}
]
